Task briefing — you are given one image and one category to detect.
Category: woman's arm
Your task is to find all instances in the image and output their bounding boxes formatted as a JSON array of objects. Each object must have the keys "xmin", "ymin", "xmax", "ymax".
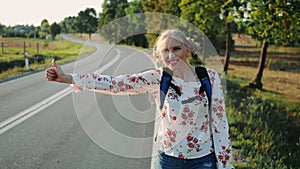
[
  {"xmin": 46, "ymin": 59, "xmax": 161, "ymax": 95},
  {"xmin": 208, "ymin": 69, "xmax": 234, "ymax": 169},
  {"xmin": 70, "ymin": 69, "xmax": 161, "ymax": 95}
]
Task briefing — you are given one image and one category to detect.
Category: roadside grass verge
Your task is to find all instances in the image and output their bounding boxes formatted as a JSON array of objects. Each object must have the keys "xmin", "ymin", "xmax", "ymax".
[
  {"xmin": 226, "ymin": 63, "xmax": 299, "ymax": 169},
  {"xmin": 225, "ymin": 35, "xmax": 299, "ymax": 168},
  {"xmin": 226, "ymin": 77, "xmax": 300, "ymax": 169},
  {"xmin": 227, "ymin": 64, "xmax": 300, "ymax": 111},
  {"xmin": 0, "ymin": 37, "xmax": 95, "ymax": 80}
]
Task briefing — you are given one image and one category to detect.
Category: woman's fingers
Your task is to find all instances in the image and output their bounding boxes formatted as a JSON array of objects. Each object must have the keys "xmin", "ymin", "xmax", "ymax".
[
  {"xmin": 46, "ymin": 59, "xmax": 67, "ymax": 82},
  {"xmin": 45, "ymin": 67, "xmax": 58, "ymax": 81},
  {"xmin": 52, "ymin": 59, "xmax": 64, "ymax": 76},
  {"xmin": 45, "ymin": 59, "xmax": 59, "ymax": 81},
  {"xmin": 52, "ymin": 58, "xmax": 58, "ymax": 68}
]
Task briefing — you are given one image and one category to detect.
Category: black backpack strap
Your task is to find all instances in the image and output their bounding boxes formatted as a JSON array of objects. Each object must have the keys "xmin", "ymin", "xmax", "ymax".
[
  {"xmin": 160, "ymin": 67, "xmax": 181, "ymax": 110},
  {"xmin": 156, "ymin": 68, "xmax": 174, "ymax": 142},
  {"xmin": 195, "ymin": 66, "xmax": 212, "ymax": 109},
  {"xmin": 195, "ymin": 66, "xmax": 214, "ymax": 146}
]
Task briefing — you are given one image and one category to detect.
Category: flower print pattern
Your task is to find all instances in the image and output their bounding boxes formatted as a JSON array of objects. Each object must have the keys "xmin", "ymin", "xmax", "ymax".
[
  {"xmin": 218, "ymin": 145, "xmax": 232, "ymax": 167},
  {"xmin": 208, "ymin": 69, "xmax": 234, "ymax": 169},
  {"xmin": 200, "ymin": 123, "xmax": 209, "ymax": 133},
  {"xmin": 166, "ymin": 85, "xmax": 181, "ymax": 101},
  {"xmin": 163, "ymin": 128, "xmax": 177, "ymax": 148},
  {"xmin": 71, "ymin": 68, "xmax": 233, "ymax": 168},
  {"xmin": 194, "ymin": 88, "xmax": 199, "ymax": 95},
  {"xmin": 186, "ymin": 134, "xmax": 202, "ymax": 153},
  {"xmin": 180, "ymin": 106, "xmax": 195, "ymax": 126},
  {"xmin": 178, "ymin": 153, "xmax": 185, "ymax": 159},
  {"xmin": 213, "ymin": 97, "xmax": 225, "ymax": 120},
  {"xmin": 109, "ymin": 78, "xmax": 134, "ymax": 92},
  {"xmin": 71, "ymin": 70, "xmax": 160, "ymax": 94}
]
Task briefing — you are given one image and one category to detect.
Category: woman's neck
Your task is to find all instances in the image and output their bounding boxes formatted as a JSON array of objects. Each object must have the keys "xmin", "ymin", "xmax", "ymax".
[{"xmin": 173, "ymin": 65, "xmax": 197, "ymax": 82}]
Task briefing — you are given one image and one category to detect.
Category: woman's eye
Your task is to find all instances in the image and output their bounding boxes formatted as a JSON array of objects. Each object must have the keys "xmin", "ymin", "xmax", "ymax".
[
  {"xmin": 173, "ymin": 47, "xmax": 181, "ymax": 52},
  {"xmin": 173, "ymin": 46, "xmax": 181, "ymax": 51},
  {"xmin": 161, "ymin": 49, "xmax": 169, "ymax": 53}
]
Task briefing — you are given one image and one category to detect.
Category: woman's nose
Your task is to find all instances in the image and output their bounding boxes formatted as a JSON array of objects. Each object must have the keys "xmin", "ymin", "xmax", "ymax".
[{"xmin": 168, "ymin": 51, "xmax": 176, "ymax": 58}]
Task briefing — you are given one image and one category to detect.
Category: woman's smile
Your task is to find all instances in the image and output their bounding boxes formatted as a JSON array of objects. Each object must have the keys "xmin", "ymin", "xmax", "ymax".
[{"xmin": 168, "ymin": 59, "xmax": 180, "ymax": 66}]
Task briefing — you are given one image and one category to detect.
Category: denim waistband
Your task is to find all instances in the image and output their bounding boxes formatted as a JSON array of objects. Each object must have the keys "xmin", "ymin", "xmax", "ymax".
[
  {"xmin": 156, "ymin": 151, "xmax": 217, "ymax": 169},
  {"xmin": 158, "ymin": 151, "xmax": 216, "ymax": 161}
]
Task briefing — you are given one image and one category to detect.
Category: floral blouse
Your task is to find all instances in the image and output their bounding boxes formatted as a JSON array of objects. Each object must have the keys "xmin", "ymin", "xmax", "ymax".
[{"xmin": 71, "ymin": 68, "xmax": 234, "ymax": 169}]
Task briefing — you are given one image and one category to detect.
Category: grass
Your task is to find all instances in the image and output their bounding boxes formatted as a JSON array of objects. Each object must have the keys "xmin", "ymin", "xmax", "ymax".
[
  {"xmin": 0, "ymin": 36, "xmax": 95, "ymax": 80},
  {"xmin": 224, "ymin": 34, "xmax": 300, "ymax": 168},
  {"xmin": 226, "ymin": 77, "xmax": 300, "ymax": 169},
  {"xmin": 227, "ymin": 65, "xmax": 300, "ymax": 108},
  {"xmin": 67, "ymin": 33, "xmax": 91, "ymax": 41}
]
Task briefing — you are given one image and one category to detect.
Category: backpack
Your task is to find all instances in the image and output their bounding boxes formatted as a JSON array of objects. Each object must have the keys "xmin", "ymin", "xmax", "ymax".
[
  {"xmin": 155, "ymin": 66, "xmax": 213, "ymax": 142},
  {"xmin": 159, "ymin": 66, "xmax": 212, "ymax": 110}
]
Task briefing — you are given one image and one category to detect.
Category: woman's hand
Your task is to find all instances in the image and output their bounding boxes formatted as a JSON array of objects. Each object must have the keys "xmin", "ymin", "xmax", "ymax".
[{"xmin": 45, "ymin": 59, "xmax": 73, "ymax": 84}]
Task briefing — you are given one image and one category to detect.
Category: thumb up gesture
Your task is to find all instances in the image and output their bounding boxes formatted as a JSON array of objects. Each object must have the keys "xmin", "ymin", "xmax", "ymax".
[{"xmin": 45, "ymin": 59, "xmax": 72, "ymax": 84}]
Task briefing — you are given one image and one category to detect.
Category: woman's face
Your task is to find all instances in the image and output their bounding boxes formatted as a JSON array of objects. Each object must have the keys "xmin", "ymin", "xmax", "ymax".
[{"xmin": 157, "ymin": 37, "xmax": 190, "ymax": 71}]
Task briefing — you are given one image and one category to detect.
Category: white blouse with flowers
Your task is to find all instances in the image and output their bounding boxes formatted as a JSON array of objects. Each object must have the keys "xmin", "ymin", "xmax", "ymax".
[{"xmin": 71, "ymin": 67, "xmax": 234, "ymax": 169}]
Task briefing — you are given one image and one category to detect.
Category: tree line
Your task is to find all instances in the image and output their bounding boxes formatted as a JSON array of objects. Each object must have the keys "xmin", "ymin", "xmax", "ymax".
[
  {"xmin": 0, "ymin": 0, "xmax": 299, "ymax": 89},
  {"xmin": 97, "ymin": 0, "xmax": 299, "ymax": 89},
  {"xmin": 0, "ymin": 8, "xmax": 98, "ymax": 40}
]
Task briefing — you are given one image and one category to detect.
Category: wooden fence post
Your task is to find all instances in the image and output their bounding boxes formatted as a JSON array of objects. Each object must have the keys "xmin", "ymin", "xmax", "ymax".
[
  {"xmin": 23, "ymin": 42, "xmax": 26, "ymax": 54},
  {"xmin": 37, "ymin": 42, "xmax": 39, "ymax": 55},
  {"xmin": 1, "ymin": 42, "xmax": 3, "ymax": 55}
]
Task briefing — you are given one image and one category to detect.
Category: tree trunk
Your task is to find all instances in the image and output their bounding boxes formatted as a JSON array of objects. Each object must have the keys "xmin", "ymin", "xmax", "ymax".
[
  {"xmin": 249, "ymin": 38, "xmax": 268, "ymax": 89},
  {"xmin": 223, "ymin": 20, "xmax": 231, "ymax": 73},
  {"xmin": 89, "ymin": 33, "xmax": 92, "ymax": 40}
]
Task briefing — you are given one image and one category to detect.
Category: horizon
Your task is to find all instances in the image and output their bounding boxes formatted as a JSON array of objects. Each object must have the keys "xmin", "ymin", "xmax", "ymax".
[{"xmin": 0, "ymin": 0, "xmax": 102, "ymax": 27}]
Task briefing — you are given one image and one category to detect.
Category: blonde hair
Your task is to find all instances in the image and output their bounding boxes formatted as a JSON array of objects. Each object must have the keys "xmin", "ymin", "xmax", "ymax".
[{"xmin": 153, "ymin": 29, "xmax": 200, "ymax": 58}]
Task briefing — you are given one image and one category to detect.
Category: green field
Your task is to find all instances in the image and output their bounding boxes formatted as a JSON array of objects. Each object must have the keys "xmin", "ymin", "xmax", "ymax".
[
  {"xmin": 226, "ymin": 66, "xmax": 299, "ymax": 169},
  {"xmin": 224, "ymin": 34, "xmax": 300, "ymax": 169},
  {"xmin": 0, "ymin": 36, "xmax": 95, "ymax": 80}
]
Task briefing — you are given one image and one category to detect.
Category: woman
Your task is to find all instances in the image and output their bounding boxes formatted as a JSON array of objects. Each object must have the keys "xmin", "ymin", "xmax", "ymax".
[{"xmin": 45, "ymin": 29, "xmax": 234, "ymax": 169}]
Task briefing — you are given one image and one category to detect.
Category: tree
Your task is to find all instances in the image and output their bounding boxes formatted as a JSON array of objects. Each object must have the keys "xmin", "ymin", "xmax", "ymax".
[
  {"xmin": 246, "ymin": 0, "xmax": 300, "ymax": 89},
  {"xmin": 221, "ymin": 0, "xmax": 248, "ymax": 73},
  {"xmin": 141, "ymin": 0, "xmax": 182, "ymax": 47},
  {"xmin": 77, "ymin": 8, "xmax": 98, "ymax": 40},
  {"xmin": 123, "ymin": 0, "xmax": 148, "ymax": 47},
  {"xmin": 142, "ymin": 0, "xmax": 181, "ymax": 16},
  {"xmin": 39, "ymin": 19, "xmax": 50, "ymax": 39},
  {"xmin": 49, "ymin": 22, "xmax": 62, "ymax": 40},
  {"xmin": 0, "ymin": 23, "xmax": 5, "ymax": 35},
  {"xmin": 98, "ymin": 0, "xmax": 129, "ymax": 43},
  {"xmin": 179, "ymin": 0, "xmax": 225, "ymax": 64},
  {"xmin": 59, "ymin": 16, "xmax": 81, "ymax": 34}
]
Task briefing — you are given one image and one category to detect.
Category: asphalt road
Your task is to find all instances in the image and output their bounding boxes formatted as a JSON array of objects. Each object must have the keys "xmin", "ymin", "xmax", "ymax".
[{"xmin": 0, "ymin": 35, "xmax": 158, "ymax": 169}]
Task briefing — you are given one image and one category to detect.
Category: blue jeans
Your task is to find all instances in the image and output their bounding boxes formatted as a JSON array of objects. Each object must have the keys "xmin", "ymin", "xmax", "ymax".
[{"xmin": 155, "ymin": 151, "xmax": 217, "ymax": 169}]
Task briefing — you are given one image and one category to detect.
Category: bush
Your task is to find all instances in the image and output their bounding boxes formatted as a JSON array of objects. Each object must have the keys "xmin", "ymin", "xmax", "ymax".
[{"xmin": 0, "ymin": 55, "xmax": 60, "ymax": 73}]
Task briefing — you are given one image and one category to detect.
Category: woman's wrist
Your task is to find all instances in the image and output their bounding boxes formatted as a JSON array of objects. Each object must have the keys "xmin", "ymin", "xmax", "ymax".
[
  {"xmin": 64, "ymin": 74, "xmax": 74, "ymax": 84},
  {"xmin": 57, "ymin": 73, "xmax": 73, "ymax": 84}
]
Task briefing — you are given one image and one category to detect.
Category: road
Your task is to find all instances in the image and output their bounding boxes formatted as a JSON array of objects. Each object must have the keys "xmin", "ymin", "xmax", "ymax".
[{"xmin": 0, "ymin": 35, "xmax": 158, "ymax": 169}]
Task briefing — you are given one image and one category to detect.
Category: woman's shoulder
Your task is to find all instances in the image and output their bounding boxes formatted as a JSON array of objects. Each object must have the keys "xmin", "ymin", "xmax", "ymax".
[
  {"xmin": 136, "ymin": 68, "xmax": 162, "ymax": 80},
  {"xmin": 206, "ymin": 67, "xmax": 218, "ymax": 75},
  {"xmin": 204, "ymin": 67, "xmax": 222, "ymax": 83},
  {"xmin": 194, "ymin": 67, "xmax": 219, "ymax": 78},
  {"xmin": 140, "ymin": 68, "xmax": 162, "ymax": 75}
]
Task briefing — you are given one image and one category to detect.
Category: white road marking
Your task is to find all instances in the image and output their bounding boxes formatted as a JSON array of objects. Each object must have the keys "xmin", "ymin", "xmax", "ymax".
[
  {"xmin": 0, "ymin": 87, "xmax": 71, "ymax": 135},
  {"xmin": 0, "ymin": 48, "xmax": 121, "ymax": 135}
]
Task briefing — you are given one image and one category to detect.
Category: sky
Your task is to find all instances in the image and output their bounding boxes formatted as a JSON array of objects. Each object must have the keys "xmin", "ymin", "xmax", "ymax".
[{"xmin": 0, "ymin": 0, "xmax": 103, "ymax": 26}]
